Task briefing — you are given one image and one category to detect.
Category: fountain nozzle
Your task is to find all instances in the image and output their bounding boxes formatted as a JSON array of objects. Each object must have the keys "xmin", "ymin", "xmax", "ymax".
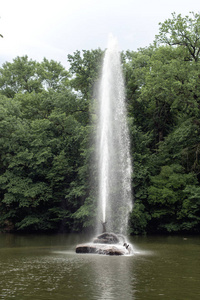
[{"xmin": 101, "ymin": 221, "xmax": 107, "ymax": 233}]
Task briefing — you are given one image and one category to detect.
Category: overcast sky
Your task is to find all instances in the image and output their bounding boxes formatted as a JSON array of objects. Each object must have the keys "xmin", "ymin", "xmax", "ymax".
[{"xmin": 1, "ymin": 0, "xmax": 200, "ymax": 68}]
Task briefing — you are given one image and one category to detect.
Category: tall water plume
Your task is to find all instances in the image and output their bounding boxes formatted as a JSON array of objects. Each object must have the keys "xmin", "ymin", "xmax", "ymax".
[{"xmin": 96, "ymin": 35, "xmax": 133, "ymax": 235}]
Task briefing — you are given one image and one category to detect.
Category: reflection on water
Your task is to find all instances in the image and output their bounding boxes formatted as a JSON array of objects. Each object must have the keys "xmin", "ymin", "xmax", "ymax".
[
  {"xmin": 86, "ymin": 255, "xmax": 135, "ymax": 299},
  {"xmin": 0, "ymin": 234, "xmax": 200, "ymax": 300}
]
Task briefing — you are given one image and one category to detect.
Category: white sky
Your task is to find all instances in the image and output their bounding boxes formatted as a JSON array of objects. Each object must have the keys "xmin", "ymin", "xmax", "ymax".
[{"xmin": 1, "ymin": 0, "xmax": 200, "ymax": 68}]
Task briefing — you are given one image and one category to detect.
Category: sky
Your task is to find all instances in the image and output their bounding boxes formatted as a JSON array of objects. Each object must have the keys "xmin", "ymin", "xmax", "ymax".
[{"xmin": 1, "ymin": 0, "xmax": 200, "ymax": 69}]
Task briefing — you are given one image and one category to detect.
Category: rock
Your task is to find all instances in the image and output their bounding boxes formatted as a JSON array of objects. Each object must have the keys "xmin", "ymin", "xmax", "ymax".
[
  {"xmin": 93, "ymin": 232, "xmax": 120, "ymax": 244},
  {"xmin": 76, "ymin": 243, "xmax": 126, "ymax": 255},
  {"xmin": 93, "ymin": 238, "xmax": 110, "ymax": 244},
  {"xmin": 75, "ymin": 232, "xmax": 132, "ymax": 255}
]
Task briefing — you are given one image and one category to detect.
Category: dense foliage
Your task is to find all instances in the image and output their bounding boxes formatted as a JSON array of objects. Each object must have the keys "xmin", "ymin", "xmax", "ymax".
[{"xmin": 0, "ymin": 12, "xmax": 200, "ymax": 234}]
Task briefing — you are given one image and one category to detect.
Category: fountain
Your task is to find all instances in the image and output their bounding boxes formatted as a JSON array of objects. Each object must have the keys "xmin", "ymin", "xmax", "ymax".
[{"xmin": 76, "ymin": 35, "xmax": 133, "ymax": 255}]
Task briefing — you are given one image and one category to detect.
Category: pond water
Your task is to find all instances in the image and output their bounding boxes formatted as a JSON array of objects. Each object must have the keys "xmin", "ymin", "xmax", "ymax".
[{"xmin": 0, "ymin": 234, "xmax": 199, "ymax": 300}]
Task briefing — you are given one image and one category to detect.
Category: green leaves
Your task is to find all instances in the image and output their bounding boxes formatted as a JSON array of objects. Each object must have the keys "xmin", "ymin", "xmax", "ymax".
[
  {"xmin": 125, "ymin": 13, "xmax": 200, "ymax": 234},
  {"xmin": 156, "ymin": 12, "xmax": 200, "ymax": 61},
  {"xmin": 67, "ymin": 49, "xmax": 103, "ymax": 98},
  {"xmin": 148, "ymin": 164, "xmax": 198, "ymax": 232},
  {"xmin": 38, "ymin": 58, "xmax": 70, "ymax": 91},
  {"xmin": 0, "ymin": 171, "xmax": 49, "ymax": 208},
  {"xmin": 0, "ymin": 56, "xmax": 70, "ymax": 98},
  {"xmin": 0, "ymin": 71, "xmax": 90, "ymax": 232},
  {"xmin": 1, "ymin": 13, "xmax": 200, "ymax": 234},
  {"xmin": 0, "ymin": 56, "xmax": 42, "ymax": 97}
]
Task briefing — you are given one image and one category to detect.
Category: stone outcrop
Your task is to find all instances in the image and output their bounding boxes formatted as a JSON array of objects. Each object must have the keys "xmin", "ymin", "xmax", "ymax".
[
  {"xmin": 93, "ymin": 232, "xmax": 120, "ymax": 244},
  {"xmin": 75, "ymin": 232, "xmax": 132, "ymax": 255},
  {"xmin": 76, "ymin": 243, "xmax": 126, "ymax": 255}
]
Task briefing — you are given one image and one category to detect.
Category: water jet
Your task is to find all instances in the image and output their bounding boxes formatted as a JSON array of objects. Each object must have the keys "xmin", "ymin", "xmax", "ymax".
[{"xmin": 76, "ymin": 35, "xmax": 133, "ymax": 255}]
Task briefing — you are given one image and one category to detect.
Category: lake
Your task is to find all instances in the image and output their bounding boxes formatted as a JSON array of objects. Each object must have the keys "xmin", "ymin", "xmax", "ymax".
[{"xmin": 0, "ymin": 234, "xmax": 199, "ymax": 299}]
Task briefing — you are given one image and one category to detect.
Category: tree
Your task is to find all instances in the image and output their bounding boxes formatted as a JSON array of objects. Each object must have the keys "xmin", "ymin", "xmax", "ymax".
[
  {"xmin": 38, "ymin": 58, "xmax": 70, "ymax": 91},
  {"xmin": 0, "ymin": 56, "xmax": 70, "ymax": 98},
  {"xmin": 128, "ymin": 124, "xmax": 152, "ymax": 234},
  {"xmin": 156, "ymin": 12, "xmax": 200, "ymax": 62},
  {"xmin": 148, "ymin": 164, "xmax": 199, "ymax": 233},
  {"xmin": 67, "ymin": 49, "xmax": 103, "ymax": 99},
  {"xmin": 124, "ymin": 14, "xmax": 200, "ymax": 233},
  {"xmin": 0, "ymin": 56, "xmax": 42, "ymax": 97},
  {"xmin": 0, "ymin": 84, "xmax": 91, "ymax": 232},
  {"xmin": 1, "ymin": 12, "xmax": 200, "ymax": 234}
]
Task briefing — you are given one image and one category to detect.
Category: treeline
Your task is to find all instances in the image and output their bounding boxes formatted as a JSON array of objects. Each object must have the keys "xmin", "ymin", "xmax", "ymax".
[{"xmin": 0, "ymin": 12, "xmax": 200, "ymax": 234}]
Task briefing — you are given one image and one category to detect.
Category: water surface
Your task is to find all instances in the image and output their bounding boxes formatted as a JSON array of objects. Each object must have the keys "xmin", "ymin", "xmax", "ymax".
[{"xmin": 0, "ymin": 234, "xmax": 199, "ymax": 299}]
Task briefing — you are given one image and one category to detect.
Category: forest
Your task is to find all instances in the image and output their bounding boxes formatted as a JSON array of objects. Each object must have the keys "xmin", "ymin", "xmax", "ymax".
[{"xmin": 0, "ymin": 12, "xmax": 200, "ymax": 234}]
